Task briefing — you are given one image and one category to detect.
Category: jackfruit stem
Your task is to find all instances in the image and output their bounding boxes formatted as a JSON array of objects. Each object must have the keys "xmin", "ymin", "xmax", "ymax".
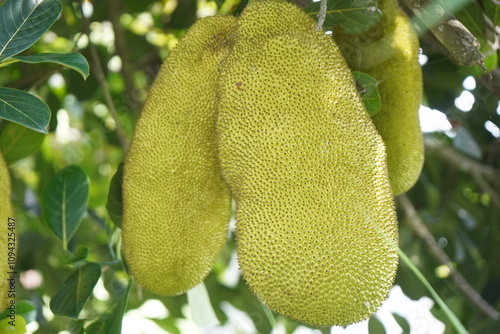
[{"xmin": 315, "ymin": 0, "xmax": 327, "ymax": 31}]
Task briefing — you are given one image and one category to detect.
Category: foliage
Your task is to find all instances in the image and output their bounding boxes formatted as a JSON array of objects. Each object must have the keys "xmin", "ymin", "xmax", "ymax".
[{"xmin": 0, "ymin": 0, "xmax": 499, "ymax": 333}]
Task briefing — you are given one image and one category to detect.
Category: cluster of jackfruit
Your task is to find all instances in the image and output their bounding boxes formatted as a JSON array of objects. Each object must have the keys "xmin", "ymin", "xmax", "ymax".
[
  {"xmin": 122, "ymin": 0, "xmax": 422, "ymax": 327},
  {"xmin": 0, "ymin": 151, "xmax": 13, "ymax": 310}
]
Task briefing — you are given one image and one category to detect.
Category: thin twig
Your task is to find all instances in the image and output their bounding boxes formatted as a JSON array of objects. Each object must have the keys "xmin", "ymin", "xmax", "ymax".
[
  {"xmin": 425, "ymin": 138, "xmax": 500, "ymax": 186},
  {"xmin": 316, "ymin": 0, "xmax": 327, "ymax": 31},
  {"xmin": 81, "ymin": 6, "xmax": 129, "ymax": 151},
  {"xmin": 107, "ymin": 0, "xmax": 137, "ymax": 117},
  {"xmin": 398, "ymin": 194, "xmax": 500, "ymax": 320}
]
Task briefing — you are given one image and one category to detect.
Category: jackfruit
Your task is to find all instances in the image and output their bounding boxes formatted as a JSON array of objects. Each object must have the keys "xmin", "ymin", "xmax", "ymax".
[
  {"xmin": 333, "ymin": 0, "xmax": 423, "ymax": 195},
  {"xmin": 0, "ymin": 151, "xmax": 13, "ymax": 310},
  {"xmin": 216, "ymin": 1, "xmax": 398, "ymax": 327},
  {"xmin": 122, "ymin": 15, "xmax": 235, "ymax": 296}
]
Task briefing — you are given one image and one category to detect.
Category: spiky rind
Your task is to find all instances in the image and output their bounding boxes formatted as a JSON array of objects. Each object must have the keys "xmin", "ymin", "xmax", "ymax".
[
  {"xmin": 333, "ymin": 0, "xmax": 424, "ymax": 195},
  {"xmin": 122, "ymin": 15, "xmax": 236, "ymax": 296},
  {"xmin": 217, "ymin": 1, "xmax": 398, "ymax": 326}
]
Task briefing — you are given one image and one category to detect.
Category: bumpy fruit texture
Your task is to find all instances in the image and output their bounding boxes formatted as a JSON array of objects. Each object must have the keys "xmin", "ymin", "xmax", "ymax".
[
  {"xmin": 333, "ymin": 0, "xmax": 423, "ymax": 195},
  {"xmin": 122, "ymin": 15, "xmax": 235, "ymax": 296},
  {"xmin": 0, "ymin": 152, "xmax": 13, "ymax": 310},
  {"xmin": 217, "ymin": 1, "xmax": 398, "ymax": 327}
]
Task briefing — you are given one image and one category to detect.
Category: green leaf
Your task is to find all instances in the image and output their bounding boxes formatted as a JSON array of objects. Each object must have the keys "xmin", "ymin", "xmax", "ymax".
[
  {"xmin": 66, "ymin": 247, "xmax": 89, "ymax": 264},
  {"xmin": 0, "ymin": 0, "xmax": 63, "ymax": 60},
  {"xmin": 15, "ymin": 301, "xmax": 37, "ymax": 324},
  {"xmin": 12, "ymin": 53, "xmax": 90, "ymax": 79},
  {"xmin": 85, "ymin": 281, "xmax": 131, "ymax": 334},
  {"xmin": 41, "ymin": 165, "xmax": 89, "ymax": 249},
  {"xmin": 484, "ymin": 0, "xmax": 500, "ymax": 28},
  {"xmin": 106, "ymin": 162, "xmax": 124, "ymax": 228},
  {"xmin": 454, "ymin": 2, "xmax": 486, "ymax": 42},
  {"xmin": 0, "ymin": 87, "xmax": 51, "ymax": 134},
  {"xmin": 49, "ymin": 263, "xmax": 101, "ymax": 319},
  {"xmin": 0, "ymin": 300, "xmax": 36, "ymax": 322},
  {"xmin": 352, "ymin": 71, "xmax": 381, "ymax": 117},
  {"xmin": 0, "ymin": 121, "xmax": 45, "ymax": 164},
  {"xmin": 305, "ymin": 0, "xmax": 381, "ymax": 34}
]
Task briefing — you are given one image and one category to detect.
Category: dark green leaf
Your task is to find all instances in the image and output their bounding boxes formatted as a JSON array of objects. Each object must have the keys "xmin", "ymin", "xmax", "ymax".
[
  {"xmin": 66, "ymin": 247, "xmax": 89, "ymax": 264},
  {"xmin": 454, "ymin": 2, "xmax": 486, "ymax": 42},
  {"xmin": 0, "ymin": 87, "xmax": 51, "ymax": 133},
  {"xmin": 41, "ymin": 165, "xmax": 89, "ymax": 249},
  {"xmin": 305, "ymin": 0, "xmax": 381, "ymax": 34},
  {"xmin": 106, "ymin": 162, "xmax": 124, "ymax": 228},
  {"xmin": 0, "ymin": 0, "xmax": 63, "ymax": 60},
  {"xmin": 0, "ymin": 121, "xmax": 45, "ymax": 164},
  {"xmin": 352, "ymin": 71, "xmax": 381, "ymax": 117},
  {"xmin": 85, "ymin": 281, "xmax": 131, "ymax": 334},
  {"xmin": 12, "ymin": 53, "xmax": 90, "ymax": 79},
  {"xmin": 49, "ymin": 263, "xmax": 101, "ymax": 319}
]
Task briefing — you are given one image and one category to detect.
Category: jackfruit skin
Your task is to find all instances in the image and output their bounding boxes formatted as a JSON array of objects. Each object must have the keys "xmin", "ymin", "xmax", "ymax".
[
  {"xmin": 216, "ymin": 1, "xmax": 398, "ymax": 327},
  {"xmin": 333, "ymin": 0, "xmax": 423, "ymax": 195},
  {"xmin": 0, "ymin": 151, "xmax": 13, "ymax": 310},
  {"xmin": 122, "ymin": 15, "xmax": 235, "ymax": 296}
]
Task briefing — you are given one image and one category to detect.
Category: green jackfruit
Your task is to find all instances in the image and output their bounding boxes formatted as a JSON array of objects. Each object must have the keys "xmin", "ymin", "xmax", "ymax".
[
  {"xmin": 333, "ymin": 0, "xmax": 423, "ymax": 195},
  {"xmin": 216, "ymin": 1, "xmax": 398, "ymax": 327},
  {"xmin": 122, "ymin": 15, "xmax": 235, "ymax": 296},
  {"xmin": 0, "ymin": 151, "xmax": 13, "ymax": 310}
]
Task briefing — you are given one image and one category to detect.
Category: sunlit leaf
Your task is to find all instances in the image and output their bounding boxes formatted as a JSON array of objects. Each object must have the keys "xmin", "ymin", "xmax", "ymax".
[
  {"xmin": 305, "ymin": 0, "xmax": 381, "ymax": 34},
  {"xmin": 41, "ymin": 165, "xmax": 89, "ymax": 249},
  {"xmin": 106, "ymin": 162, "xmax": 124, "ymax": 228},
  {"xmin": 49, "ymin": 262, "xmax": 101, "ymax": 319},
  {"xmin": 0, "ymin": 315, "xmax": 27, "ymax": 333},
  {"xmin": 187, "ymin": 282, "xmax": 220, "ymax": 328},
  {"xmin": 352, "ymin": 71, "xmax": 381, "ymax": 117},
  {"xmin": 0, "ymin": 121, "xmax": 45, "ymax": 164},
  {"xmin": 0, "ymin": 0, "xmax": 63, "ymax": 60},
  {"xmin": 0, "ymin": 87, "xmax": 50, "ymax": 134},
  {"xmin": 12, "ymin": 52, "xmax": 90, "ymax": 79}
]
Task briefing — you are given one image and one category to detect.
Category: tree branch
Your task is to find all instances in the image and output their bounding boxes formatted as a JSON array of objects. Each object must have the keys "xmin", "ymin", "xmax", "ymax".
[
  {"xmin": 107, "ymin": 0, "xmax": 137, "ymax": 117},
  {"xmin": 425, "ymin": 137, "xmax": 500, "ymax": 186},
  {"xmin": 401, "ymin": 0, "xmax": 486, "ymax": 70},
  {"xmin": 398, "ymin": 194, "xmax": 500, "ymax": 320},
  {"xmin": 81, "ymin": 7, "xmax": 129, "ymax": 151}
]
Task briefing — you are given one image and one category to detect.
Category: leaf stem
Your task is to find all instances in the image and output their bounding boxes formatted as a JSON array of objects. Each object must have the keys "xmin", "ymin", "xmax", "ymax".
[{"xmin": 398, "ymin": 248, "xmax": 469, "ymax": 334}]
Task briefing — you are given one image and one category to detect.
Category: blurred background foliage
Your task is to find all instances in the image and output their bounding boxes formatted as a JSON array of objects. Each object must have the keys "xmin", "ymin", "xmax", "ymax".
[{"xmin": 0, "ymin": 0, "xmax": 499, "ymax": 333}]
